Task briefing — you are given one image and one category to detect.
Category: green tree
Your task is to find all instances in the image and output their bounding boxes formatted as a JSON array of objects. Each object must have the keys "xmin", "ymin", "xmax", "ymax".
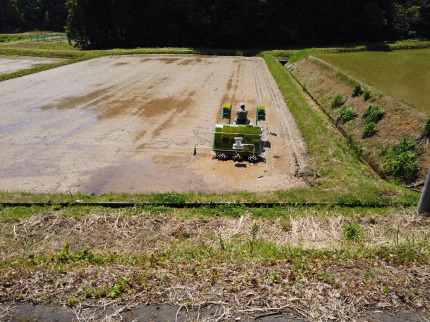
[{"xmin": 0, "ymin": 0, "xmax": 22, "ymax": 32}]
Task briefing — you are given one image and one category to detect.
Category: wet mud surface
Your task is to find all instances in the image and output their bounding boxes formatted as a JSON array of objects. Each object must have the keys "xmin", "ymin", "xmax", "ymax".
[
  {"xmin": 0, "ymin": 56, "xmax": 62, "ymax": 74},
  {"xmin": 0, "ymin": 55, "xmax": 307, "ymax": 193}
]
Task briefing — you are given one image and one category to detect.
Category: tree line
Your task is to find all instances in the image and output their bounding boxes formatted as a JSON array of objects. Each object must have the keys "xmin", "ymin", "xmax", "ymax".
[
  {"xmin": 0, "ymin": 0, "xmax": 67, "ymax": 33},
  {"xmin": 1, "ymin": 0, "xmax": 430, "ymax": 49}
]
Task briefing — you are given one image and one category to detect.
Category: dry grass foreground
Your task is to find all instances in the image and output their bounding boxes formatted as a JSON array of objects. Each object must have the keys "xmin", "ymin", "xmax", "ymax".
[{"xmin": 0, "ymin": 207, "xmax": 429, "ymax": 320}]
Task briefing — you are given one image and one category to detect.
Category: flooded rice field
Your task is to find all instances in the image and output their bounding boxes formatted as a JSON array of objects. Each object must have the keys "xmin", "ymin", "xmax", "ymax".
[{"xmin": 0, "ymin": 55, "xmax": 307, "ymax": 193}]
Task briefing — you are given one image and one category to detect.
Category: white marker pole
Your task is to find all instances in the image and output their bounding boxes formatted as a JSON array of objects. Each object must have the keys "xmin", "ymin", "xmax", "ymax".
[{"xmin": 417, "ymin": 169, "xmax": 430, "ymax": 213}]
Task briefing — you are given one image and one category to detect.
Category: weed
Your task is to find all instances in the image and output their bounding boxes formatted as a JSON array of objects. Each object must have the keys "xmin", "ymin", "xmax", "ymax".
[
  {"xmin": 151, "ymin": 193, "xmax": 186, "ymax": 204},
  {"xmin": 67, "ymin": 296, "xmax": 79, "ymax": 306},
  {"xmin": 331, "ymin": 94, "xmax": 345, "ymax": 108},
  {"xmin": 52, "ymin": 242, "xmax": 119, "ymax": 264},
  {"xmin": 249, "ymin": 221, "xmax": 260, "ymax": 257},
  {"xmin": 279, "ymin": 218, "xmax": 292, "ymax": 232},
  {"xmin": 362, "ymin": 122, "xmax": 378, "ymax": 138},
  {"xmin": 109, "ymin": 277, "xmax": 132, "ymax": 298},
  {"xmin": 423, "ymin": 118, "xmax": 430, "ymax": 137},
  {"xmin": 362, "ymin": 104, "xmax": 385, "ymax": 124},
  {"xmin": 218, "ymin": 232, "xmax": 226, "ymax": 251},
  {"xmin": 363, "ymin": 272, "xmax": 374, "ymax": 278},
  {"xmin": 338, "ymin": 105, "xmax": 357, "ymax": 123},
  {"xmin": 363, "ymin": 90, "xmax": 371, "ymax": 101},
  {"xmin": 346, "ymin": 135, "xmax": 363, "ymax": 158},
  {"xmin": 352, "ymin": 84, "xmax": 364, "ymax": 97},
  {"xmin": 344, "ymin": 222, "xmax": 361, "ymax": 241},
  {"xmin": 316, "ymin": 272, "xmax": 334, "ymax": 284},
  {"xmin": 0, "ymin": 206, "xmax": 44, "ymax": 221},
  {"xmin": 383, "ymin": 137, "xmax": 418, "ymax": 183}
]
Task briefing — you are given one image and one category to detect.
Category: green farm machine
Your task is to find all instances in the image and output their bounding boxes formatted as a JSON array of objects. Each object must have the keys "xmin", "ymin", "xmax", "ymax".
[{"xmin": 212, "ymin": 103, "xmax": 267, "ymax": 162}]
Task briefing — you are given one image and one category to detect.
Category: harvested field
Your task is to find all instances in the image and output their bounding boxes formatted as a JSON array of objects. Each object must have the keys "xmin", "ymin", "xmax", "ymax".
[
  {"xmin": 0, "ymin": 55, "xmax": 307, "ymax": 194},
  {"xmin": 0, "ymin": 56, "xmax": 63, "ymax": 74}
]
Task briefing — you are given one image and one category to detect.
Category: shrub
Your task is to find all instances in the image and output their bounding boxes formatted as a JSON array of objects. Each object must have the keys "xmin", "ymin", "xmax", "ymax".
[
  {"xmin": 362, "ymin": 104, "xmax": 385, "ymax": 124},
  {"xmin": 362, "ymin": 122, "xmax": 378, "ymax": 138},
  {"xmin": 383, "ymin": 137, "xmax": 418, "ymax": 183},
  {"xmin": 339, "ymin": 105, "xmax": 357, "ymax": 123},
  {"xmin": 424, "ymin": 118, "xmax": 430, "ymax": 136},
  {"xmin": 331, "ymin": 95, "xmax": 345, "ymax": 108},
  {"xmin": 363, "ymin": 90, "xmax": 371, "ymax": 101},
  {"xmin": 352, "ymin": 84, "xmax": 363, "ymax": 97},
  {"xmin": 394, "ymin": 137, "xmax": 416, "ymax": 154}
]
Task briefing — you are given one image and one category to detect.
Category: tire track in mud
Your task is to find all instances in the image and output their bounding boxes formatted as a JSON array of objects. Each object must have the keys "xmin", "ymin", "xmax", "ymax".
[{"xmin": 256, "ymin": 59, "xmax": 307, "ymax": 175}]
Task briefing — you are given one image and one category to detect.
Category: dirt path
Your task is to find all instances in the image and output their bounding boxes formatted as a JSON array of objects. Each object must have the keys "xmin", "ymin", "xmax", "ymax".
[{"xmin": 0, "ymin": 55, "xmax": 307, "ymax": 194}]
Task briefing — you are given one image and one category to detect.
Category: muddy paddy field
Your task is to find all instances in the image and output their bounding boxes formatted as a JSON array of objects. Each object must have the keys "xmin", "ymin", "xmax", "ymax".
[
  {"xmin": 0, "ymin": 55, "xmax": 306, "ymax": 194},
  {"xmin": 0, "ymin": 56, "xmax": 63, "ymax": 75}
]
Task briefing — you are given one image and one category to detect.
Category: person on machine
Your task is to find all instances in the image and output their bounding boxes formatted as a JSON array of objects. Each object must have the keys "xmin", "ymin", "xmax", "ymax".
[{"xmin": 235, "ymin": 103, "xmax": 250, "ymax": 124}]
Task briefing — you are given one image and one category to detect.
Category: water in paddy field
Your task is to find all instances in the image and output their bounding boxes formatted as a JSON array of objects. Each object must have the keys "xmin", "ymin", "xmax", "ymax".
[{"xmin": 318, "ymin": 48, "xmax": 430, "ymax": 114}]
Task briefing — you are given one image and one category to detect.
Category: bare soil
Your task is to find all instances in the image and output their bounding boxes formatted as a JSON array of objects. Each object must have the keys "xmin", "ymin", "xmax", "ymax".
[
  {"xmin": 0, "ymin": 56, "xmax": 62, "ymax": 74},
  {"xmin": 0, "ymin": 55, "xmax": 307, "ymax": 194}
]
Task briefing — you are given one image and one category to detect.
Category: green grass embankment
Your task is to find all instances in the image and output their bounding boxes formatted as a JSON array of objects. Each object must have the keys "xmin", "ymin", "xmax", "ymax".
[{"xmin": 261, "ymin": 52, "xmax": 418, "ymax": 205}]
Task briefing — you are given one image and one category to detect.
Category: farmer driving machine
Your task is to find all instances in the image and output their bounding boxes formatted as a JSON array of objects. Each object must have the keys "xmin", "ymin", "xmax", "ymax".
[{"xmin": 212, "ymin": 103, "xmax": 267, "ymax": 162}]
